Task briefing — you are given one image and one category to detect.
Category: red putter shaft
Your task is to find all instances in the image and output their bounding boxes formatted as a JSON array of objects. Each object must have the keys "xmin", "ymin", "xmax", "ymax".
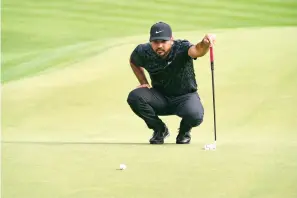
[
  {"xmin": 210, "ymin": 46, "xmax": 214, "ymax": 62},
  {"xmin": 210, "ymin": 46, "xmax": 214, "ymax": 70}
]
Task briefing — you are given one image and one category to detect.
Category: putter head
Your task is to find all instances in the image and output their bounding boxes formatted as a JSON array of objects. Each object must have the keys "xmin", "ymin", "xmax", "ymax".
[{"xmin": 204, "ymin": 142, "xmax": 216, "ymax": 150}]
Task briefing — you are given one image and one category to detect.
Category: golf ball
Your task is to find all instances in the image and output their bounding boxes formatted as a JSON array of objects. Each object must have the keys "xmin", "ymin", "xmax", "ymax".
[
  {"xmin": 120, "ymin": 164, "xmax": 126, "ymax": 170},
  {"xmin": 204, "ymin": 143, "xmax": 217, "ymax": 150}
]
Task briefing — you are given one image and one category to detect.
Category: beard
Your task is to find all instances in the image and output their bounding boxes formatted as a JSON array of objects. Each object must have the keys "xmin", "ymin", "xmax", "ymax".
[{"xmin": 155, "ymin": 48, "xmax": 169, "ymax": 58}]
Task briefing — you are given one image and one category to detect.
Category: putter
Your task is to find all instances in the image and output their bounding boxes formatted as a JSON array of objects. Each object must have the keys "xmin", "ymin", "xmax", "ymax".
[{"xmin": 204, "ymin": 46, "xmax": 217, "ymax": 150}]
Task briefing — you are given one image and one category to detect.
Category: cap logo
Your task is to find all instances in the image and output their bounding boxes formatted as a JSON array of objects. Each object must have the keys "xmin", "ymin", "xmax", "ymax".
[{"xmin": 155, "ymin": 30, "xmax": 163, "ymax": 34}]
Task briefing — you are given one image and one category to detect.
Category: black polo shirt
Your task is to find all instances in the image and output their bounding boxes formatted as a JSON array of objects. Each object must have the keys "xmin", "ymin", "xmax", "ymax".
[{"xmin": 130, "ymin": 39, "xmax": 198, "ymax": 96}]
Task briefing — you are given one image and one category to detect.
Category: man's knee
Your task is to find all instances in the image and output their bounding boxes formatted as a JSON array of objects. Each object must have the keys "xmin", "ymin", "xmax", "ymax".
[
  {"xmin": 127, "ymin": 88, "xmax": 148, "ymax": 106},
  {"xmin": 184, "ymin": 111, "xmax": 204, "ymax": 127},
  {"xmin": 192, "ymin": 112, "xmax": 204, "ymax": 126}
]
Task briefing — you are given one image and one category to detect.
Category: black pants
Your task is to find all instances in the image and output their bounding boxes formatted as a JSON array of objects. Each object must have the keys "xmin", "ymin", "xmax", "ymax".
[{"xmin": 127, "ymin": 88, "xmax": 204, "ymax": 132}]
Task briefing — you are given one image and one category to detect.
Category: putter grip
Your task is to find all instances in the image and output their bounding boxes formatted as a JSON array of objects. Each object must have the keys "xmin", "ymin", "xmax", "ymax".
[{"xmin": 210, "ymin": 47, "xmax": 214, "ymax": 70}]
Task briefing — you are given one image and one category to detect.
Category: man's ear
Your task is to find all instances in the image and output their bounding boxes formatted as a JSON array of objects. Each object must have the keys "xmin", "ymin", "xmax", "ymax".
[{"xmin": 171, "ymin": 36, "xmax": 174, "ymax": 44}]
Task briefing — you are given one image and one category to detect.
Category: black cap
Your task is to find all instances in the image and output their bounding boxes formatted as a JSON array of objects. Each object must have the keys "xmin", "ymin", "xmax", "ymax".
[{"xmin": 149, "ymin": 22, "xmax": 172, "ymax": 42}]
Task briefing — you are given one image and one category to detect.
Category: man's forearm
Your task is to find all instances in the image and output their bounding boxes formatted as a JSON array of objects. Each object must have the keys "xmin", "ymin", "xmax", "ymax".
[
  {"xmin": 188, "ymin": 34, "xmax": 215, "ymax": 59},
  {"xmin": 130, "ymin": 62, "xmax": 149, "ymax": 85},
  {"xmin": 194, "ymin": 41, "xmax": 210, "ymax": 57}
]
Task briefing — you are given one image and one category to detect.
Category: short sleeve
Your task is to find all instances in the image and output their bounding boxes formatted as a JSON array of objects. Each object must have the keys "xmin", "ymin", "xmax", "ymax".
[
  {"xmin": 130, "ymin": 45, "xmax": 144, "ymax": 67},
  {"xmin": 180, "ymin": 40, "xmax": 197, "ymax": 60}
]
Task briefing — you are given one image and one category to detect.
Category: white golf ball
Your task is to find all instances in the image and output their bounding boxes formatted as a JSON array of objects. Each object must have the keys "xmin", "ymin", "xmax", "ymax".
[
  {"xmin": 204, "ymin": 143, "xmax": 216, "ymax": 150},
  {"xmin": 120, "ymin": 164, "xmax": 126, "ymax": 170}
]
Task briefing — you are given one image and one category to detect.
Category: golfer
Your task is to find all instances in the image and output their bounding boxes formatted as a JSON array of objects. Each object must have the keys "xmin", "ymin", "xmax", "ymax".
[{"xmin": 127, "ymin": 22, "xmax": 216, "ymax": 144}]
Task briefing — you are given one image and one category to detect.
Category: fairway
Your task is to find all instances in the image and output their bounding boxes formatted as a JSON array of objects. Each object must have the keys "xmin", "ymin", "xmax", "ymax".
[{"xmin": 2, "ymin": 0, "xmax": 297, "ymax": 198}]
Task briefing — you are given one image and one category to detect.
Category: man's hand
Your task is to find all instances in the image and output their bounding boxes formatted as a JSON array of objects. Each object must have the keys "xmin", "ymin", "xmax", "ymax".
[
  {"xmin": 188, "ymin": 33, "xmax": 216, "ymax": 59},
  {"xmin": 136, "ymin": 84, "xmax": 151, "ymax": 89},
  {"xmin": 201, "ymin": 34, "xmax": 216, "ymax": 48}
]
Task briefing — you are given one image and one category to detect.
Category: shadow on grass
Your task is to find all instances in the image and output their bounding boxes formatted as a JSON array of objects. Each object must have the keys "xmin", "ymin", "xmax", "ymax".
[{"xmin": 1, "ymin": 140, "xmax": 179, "ymax": 146}]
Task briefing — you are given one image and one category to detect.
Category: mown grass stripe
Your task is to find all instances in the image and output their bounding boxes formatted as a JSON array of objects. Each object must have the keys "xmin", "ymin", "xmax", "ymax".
[
  {"xmin": 7, "ymin": 0, "xmax": 297, "ymax": 17},
  {"xmin": 4, "ymin": 2, "xmax": 296, "ymax": 25},
  {"xmin": 4, "ymin": 5, "xmax": 296, "ymax": 26},
  {"xmin": 2, "ymin": 0, "xmax": 297, "ymax": 82}
]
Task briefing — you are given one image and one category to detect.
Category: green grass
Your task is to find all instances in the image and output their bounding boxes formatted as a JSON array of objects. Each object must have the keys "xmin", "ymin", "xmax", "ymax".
[
  {"xmin": 2, "ymin": 0, "xmax": 297, "ymax": 82},
  {"xmin": 2, "ymin": 0, "xmax": 297, "ymax": 198}
]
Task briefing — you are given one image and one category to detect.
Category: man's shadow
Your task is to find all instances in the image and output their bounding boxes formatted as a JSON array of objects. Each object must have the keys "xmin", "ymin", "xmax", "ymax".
[{"xmin": 1, "ymin": 140, "xmax": 177, "ymax": 146}]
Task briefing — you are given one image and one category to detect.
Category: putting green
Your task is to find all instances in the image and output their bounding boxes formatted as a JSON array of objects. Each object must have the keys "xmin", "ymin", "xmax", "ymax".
[
  {"xmin": 3, "ymin": 0, "xmax": 297, "ymax": 83},
  {"xmin": 2, "ymin": 27, "xmax": 297, "ymax": 198}
]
